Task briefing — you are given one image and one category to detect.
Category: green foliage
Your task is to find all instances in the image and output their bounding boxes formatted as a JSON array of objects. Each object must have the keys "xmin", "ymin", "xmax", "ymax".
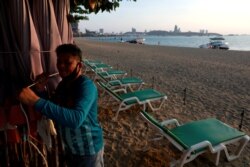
[{"xmin": 69, "ymin": 0, "xmax": 136, "ymax": 22}]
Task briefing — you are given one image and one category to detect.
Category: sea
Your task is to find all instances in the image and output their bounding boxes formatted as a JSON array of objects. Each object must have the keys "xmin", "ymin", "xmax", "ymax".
[{"xmin": 85, "ymin": 35, "xmax": 250, "ymax": 51}]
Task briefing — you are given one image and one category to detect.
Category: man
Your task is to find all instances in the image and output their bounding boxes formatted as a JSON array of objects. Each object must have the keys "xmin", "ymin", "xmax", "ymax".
[{"xmin": 19, "ymin": 44, "xmax": 104, "ymax": 167}]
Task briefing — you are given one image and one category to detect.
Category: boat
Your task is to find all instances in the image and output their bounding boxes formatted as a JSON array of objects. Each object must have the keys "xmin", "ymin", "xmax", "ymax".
[
  {"xmin": 126, "ymin": 37, "xmax": 145, "ymax": 44},
  {"xmin": 199, "ymin": 37, "xmax": 229, "ymax": 50}
]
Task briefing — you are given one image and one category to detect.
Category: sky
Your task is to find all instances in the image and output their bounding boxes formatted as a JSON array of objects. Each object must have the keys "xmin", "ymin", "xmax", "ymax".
[{"xmin": 78, "ymin": 0, "xmax": 250, "ymax": 35}]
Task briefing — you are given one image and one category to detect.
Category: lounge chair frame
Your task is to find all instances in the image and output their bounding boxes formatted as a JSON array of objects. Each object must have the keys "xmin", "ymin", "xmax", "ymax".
[
  {"xmin": 95, "ymin": 70, "xmax": 127, "ymax": 81},
  {"xmin": 84, "ymin": 62, "xmax": 112, "ymax": 73},
  {"xmin": 105, "ymin": 77, "xmax": 145, "ymax": 91},
  {"xmin": 140, "ymin": 111, "xmax": 250, "ymax": 167},
  {"xmin": 98, "ymin": 82, "xmax": 167, "ymax": 119}
]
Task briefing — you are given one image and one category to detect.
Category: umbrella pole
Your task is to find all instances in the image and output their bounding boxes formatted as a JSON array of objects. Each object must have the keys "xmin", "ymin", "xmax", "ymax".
[
  {"xmin": 27, "ymin": 72, "xmax": 59, "ymax": 88},
  {"xmin": 1, "ymin": 130, "xmax": 9, "ymax": 167}
]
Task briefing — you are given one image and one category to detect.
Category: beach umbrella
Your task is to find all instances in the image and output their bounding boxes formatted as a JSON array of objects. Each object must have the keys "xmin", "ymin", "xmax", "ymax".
[
  {"xmin": 31, "ymin": 0, "xmax": 62, "ymax": 91},
  {"xmin": 0, "ymin": 0, "xmax": 44, "ymax": 105},
  {"xmin": 53, "ymin": 0, "xmax": 74, "ymax": 44},
  {"xmin": 0, "ymin": 0, "xmax": 65, "ymax": 162},
  {"xmin": 1, "ymin": 0, "xmax": 127, "ymax": 165},
  {"xmin": 0, "ymin": 0, "xmax": 45, "ymax": 147},
  {"xmin": 1, "ymin": 0, "xmax": 129, "ymax": 104}
]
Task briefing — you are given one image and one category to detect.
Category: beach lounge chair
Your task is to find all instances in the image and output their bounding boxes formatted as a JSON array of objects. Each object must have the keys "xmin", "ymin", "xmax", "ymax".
[
  {"xmin": 97, "ymin": 81, "xmax": 167, "ymax": 119},
  {"xmin": 95, "ymin": 70, "xmax": 127, "ymax": 81},
  {"xmin": 83, "ymin": 59, "xmax": 103, "ymax": 75},
  {"xmin": 83, "ymin": 59, "xmax": 102, "ymax": 65},
  {"xmin": 96, "ymin": 74, "xmax": 144, "ymax": 91},
  {"xmin": 83, "ymin": 60, "xmax": 128, "ymax": 78},
  {"xmin": 84, "ymin": 61, "xmax": 112, "ymax": 73},
  {"xmin": 140, "ymin": 110, "xmax": 250, "ymax": 167},
  {"xmin": 106, "ymin": 77, "xmax": 145, "ymax": 91}
]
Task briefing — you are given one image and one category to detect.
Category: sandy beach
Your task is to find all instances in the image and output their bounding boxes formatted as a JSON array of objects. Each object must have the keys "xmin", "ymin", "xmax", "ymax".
[{"xmin": 75, "ymin": 38, "xmax": 250, "ymax": 167}]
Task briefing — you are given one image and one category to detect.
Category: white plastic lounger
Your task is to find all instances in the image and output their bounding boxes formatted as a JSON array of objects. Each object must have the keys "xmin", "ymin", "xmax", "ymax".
[
  {"xmin": 83, "ymin": 60, "xmax": 107, "ymax": 75},
  {"xmin": 85, "ymin": 62, "xmax": 112, "ymax": 73},
  {"xmin": 98, "ymin": 81, "xmax": 167, "ymax": 119},
  {"xmin": 95, "ymin": 70, "xmax": 127, "ymax": 81},
  {"xmin": 83, "ymin": 59, "xmax": 102, "ymax": 65},
  {"xmin": 106, "ymin": 77, "xmax": 145, "ymax": 91},
  {"xmin": 140, "ymin": 110, "xmax": 250, "ymax": 167}
]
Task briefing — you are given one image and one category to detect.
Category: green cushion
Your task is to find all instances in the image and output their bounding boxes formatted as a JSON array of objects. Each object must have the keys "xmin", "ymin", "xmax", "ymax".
[
  {"xmin": 141, "ymin": 111, "xmax": 246, "ymax": 151},
  {"xmin": 120, "ymin": 89, "xmax": 165, "ymax": 105},
  {"xmin": 92, "ymin": 63, "xmax": 111, "ymax": 70},
  {"xmin": 106, "ymin": 70, "xmax": 126, "ymax": 75},
  {"xmin": 98, "ymin": 81, "xmax": 123, "ymax": 101},
  {"xmin": 83, "ymin": 60, "xmax": 102, "ymax": 64},
  {"xmin": 141, "ymin": 110, "xmax": 188, "ymax": 149},
  {"xmin": 170, "ymin": 118, "xmax": 245, "ymax": 148},
  {"xmin": 120, "ymin": 77, "xmax": 143, "ymax": 84},
  {"xmin": 99, "ymin": 81, "xmax": 164, "ymax": 106},
  {"xmin": 98, "ymin": 70, "xmax": 126, "ymax": 77},
  {"xmin": 109, "ymin": 77, "xmax": 143, "ymax": 86}
]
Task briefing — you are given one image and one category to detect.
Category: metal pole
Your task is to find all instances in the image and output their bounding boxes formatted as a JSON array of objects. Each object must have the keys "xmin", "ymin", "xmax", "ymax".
[
  {"xmin": 152, "ymin": 76, "xmax": 155, "ymax": 89},
  {"xmin": 239, "ymin": 108, "xmax": 245, "ymax": 131},
  {"xmin": 27, "ymin": 73, "xmax": 59, "ymax": 88},
  {"xmin": 183, "ymin": 88, "xmax": 187, "ymax": 105}
]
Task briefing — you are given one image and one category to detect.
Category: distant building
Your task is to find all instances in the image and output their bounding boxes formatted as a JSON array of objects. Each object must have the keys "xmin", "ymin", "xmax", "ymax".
[
  {"xmin": 174, "ymin": 25, "xmax": 181, "ymax": 33},
  {"xmin": 99, "ymin": 28, "xmax": 104, "ymax": 34},
  {"xmin": 174, "ymin": 25, "xmax": 178, "ymax": 32},
  {"xmin": 85, "ymin": 29, "xmax": 97, "ymax": 36},
  {"xmin": 200, "ymin": 29, "xmax": 208, "ymax": 34},
  {"xmin": 132, "ymin": 28, "xmax": 136, "ymax": 33}
]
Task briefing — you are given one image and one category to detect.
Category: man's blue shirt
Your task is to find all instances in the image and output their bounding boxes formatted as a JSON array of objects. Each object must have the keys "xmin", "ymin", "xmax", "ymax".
[{"xmin": 35, "ymin": 75, "xmax": 103, "ymax": 155}]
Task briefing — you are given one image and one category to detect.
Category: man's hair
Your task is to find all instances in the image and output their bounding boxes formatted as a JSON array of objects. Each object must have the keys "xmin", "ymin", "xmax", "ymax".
[{"xmin": 56, "ymin": 43, "xmax": 82, "ymax": 61}]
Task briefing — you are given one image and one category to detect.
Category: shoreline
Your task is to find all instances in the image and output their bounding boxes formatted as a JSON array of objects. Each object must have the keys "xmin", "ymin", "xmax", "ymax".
[
  {"xmin": 75, "ymin": 38, "xmax": 250, "ymax": 166},
  {"xmin": 80, "ymin": 36, "xmax": 250, "ymax": 51}
]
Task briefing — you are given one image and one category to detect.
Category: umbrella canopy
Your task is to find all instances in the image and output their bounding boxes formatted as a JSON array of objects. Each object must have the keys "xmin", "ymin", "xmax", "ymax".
[
  {"xmin": 53, "ymin": 0, "xmax": 74, "ymax": 44},
  {"xmin": 1, "ymin": 1, "xmax": 73, "ymax": 166},
  {"xmin": 0, "ymin": 0, "xmax": 74, "ymax": 104},
  {"xmin": 31, "ymin": 0, "xmax": 62, "ymax": 90},
  {"xmin": 0, "ymin": 0, "xmax": 36, "ymax": 104}
]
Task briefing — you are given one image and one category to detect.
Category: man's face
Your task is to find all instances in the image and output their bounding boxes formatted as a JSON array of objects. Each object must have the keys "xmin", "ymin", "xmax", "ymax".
[{"xmin": 56, "ymin": 53, "xmax": 80, "ymax": 78}]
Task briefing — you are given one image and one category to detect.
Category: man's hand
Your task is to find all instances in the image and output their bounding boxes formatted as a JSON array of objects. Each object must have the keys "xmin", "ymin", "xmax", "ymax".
[
  {"xmin": 34, "ymin": 73, "xmax": 49, "ymax": 91},
  {"xmin": 19, "ymin": 87, "xmax": 40, "ymax": 106}
]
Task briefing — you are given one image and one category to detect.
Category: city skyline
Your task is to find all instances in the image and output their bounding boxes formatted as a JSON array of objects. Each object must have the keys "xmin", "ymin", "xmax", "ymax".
[
  {"xmin": 81, "ymin": 25, "xmax": 211, "ymax": 36},
  {"xmin": 79, "ymin": 0, "xmax": 250, "ymax": 35}
]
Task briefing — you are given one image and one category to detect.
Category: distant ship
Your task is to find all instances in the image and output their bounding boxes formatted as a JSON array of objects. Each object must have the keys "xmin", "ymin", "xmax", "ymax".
[
  {"xmin": 126, "ymin": 37, "xmax": 145, "ymax": 44},
  {"xmin": 199, "ymin": 37, "xmax": 229, "ymax": 50}
]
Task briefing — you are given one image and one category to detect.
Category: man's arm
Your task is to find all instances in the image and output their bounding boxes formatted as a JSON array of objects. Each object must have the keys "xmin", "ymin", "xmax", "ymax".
[{"xmin": 35, "ymin": 81, "xmax": 97, "ymax": 129}]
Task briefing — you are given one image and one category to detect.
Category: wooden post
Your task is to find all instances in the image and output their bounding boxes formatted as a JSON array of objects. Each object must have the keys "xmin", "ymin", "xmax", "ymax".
[
  {"xmin": 183, "ymin": 88, "xmax": 187, "ymax": 105},
  {"xmin": 239, "ymin": 108, "xmax": 245, "ymax": 131},
  {"xmin": 152, "ymin": 76, "xmax": 155, "ymax": 89}
]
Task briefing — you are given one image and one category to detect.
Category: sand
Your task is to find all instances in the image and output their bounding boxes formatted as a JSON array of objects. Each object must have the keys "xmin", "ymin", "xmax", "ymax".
[{"xmin": 75, "ymin": 38, "xmax": 250, "ymax": 167}]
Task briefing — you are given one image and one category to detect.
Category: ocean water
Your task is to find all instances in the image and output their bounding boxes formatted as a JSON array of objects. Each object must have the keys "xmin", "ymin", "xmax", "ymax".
[{"xmin": 86, "ymin": 35, "xmax": 250, "ymax": 51}]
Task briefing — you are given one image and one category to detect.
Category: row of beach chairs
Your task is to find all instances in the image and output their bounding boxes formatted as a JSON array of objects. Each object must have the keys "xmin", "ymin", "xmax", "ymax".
[
  {"xmin": 83, "ymin": 59, "xmax": 167, "ymax": 119},
  {"xmin": 82, "ymin": 59, "xmax": 249, "ymax": 167}
]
